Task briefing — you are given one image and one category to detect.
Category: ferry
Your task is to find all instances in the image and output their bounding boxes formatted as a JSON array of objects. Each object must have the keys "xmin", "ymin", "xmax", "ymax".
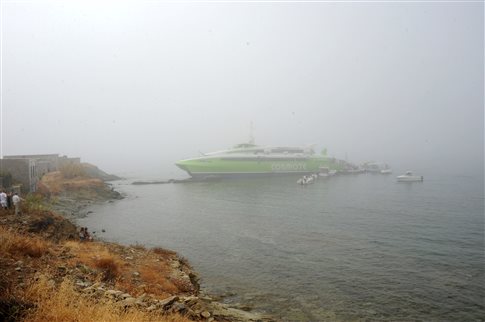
[{"xmin": 175, "ymin": 143, "xmax": 343, "ymax": 178}]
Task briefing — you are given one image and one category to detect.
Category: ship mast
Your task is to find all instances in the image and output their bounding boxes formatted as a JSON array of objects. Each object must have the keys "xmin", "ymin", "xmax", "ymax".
[{"xmin": 248, "ymin": 121, "xmax": 255, "ymax": 145}]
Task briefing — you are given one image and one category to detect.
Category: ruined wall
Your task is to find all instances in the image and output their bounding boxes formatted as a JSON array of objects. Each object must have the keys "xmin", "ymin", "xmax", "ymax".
[
  {"xmin": 36, "ymin": 160, "xmax": 52, "ymax": 177},
  {"xmin": 58, "ymin": 156, "xmax": 81, "ymax": 167},
  {"xmin": 0, "ymin": 158, "xmax": 35, "ymax": 193},
  {"xmin": 4, "ymin": 154, "xmax": 60, "ymax": 171}
]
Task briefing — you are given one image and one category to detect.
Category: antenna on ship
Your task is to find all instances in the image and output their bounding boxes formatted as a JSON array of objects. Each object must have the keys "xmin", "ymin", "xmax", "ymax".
[{"xmin": 249, "ymin": 121, "xmax": 255, "ymax": 144}]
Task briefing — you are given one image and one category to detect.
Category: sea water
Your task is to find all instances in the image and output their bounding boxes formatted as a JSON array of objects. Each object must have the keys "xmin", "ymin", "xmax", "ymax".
[{"xmin": 78, "ymin": 172, "xmax": 484, "ymax": 321}]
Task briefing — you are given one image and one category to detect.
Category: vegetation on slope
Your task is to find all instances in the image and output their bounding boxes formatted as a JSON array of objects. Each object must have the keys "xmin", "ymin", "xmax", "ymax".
[
  {"xmin": 0, "ymin": 208, "xmax": 195, "ymax": 322},
  {"xmin": 1, "ymin": 166, "xmax": 272, "ymax": 322}
]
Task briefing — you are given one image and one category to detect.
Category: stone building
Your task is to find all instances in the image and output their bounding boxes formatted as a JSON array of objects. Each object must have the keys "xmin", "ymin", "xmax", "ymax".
[
  {"xmin": 1, "ymin": 154, "xmax": 82, "ymax": 193},
  {"xmin": 0, "ymin": 158, "xmax": 38, "ymax": 193},
  {"xmin": 4, "ymin": 154, "xmax": 60, "ymax": 171}
]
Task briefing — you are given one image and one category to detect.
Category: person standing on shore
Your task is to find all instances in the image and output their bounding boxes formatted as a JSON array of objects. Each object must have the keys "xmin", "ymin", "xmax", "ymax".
[
  {"xmin": 0, "ymin": 191, "xmax": 7, "ymax": 210},
  {"xmin": 6, "ymin": 192, "xmax": 12, "ymax": 209},
  {"xmin": 12, "ymin": 193, "xmax": 23, "ymax": 215}
]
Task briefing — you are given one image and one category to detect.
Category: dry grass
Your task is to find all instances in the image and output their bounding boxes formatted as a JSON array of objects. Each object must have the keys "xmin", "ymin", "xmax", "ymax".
[
  {"xmin": 94, "ymin": 255, "xmax": 121, "ymax": 282},
  {"xmin": 152, "ymin": 247, "xmax": 176, "ymax": 258},
  {"xmin": 171, "ymin": 277, "xmax": 196, "ymax": 293},
  {"xmin": 64, "ymin": 241, "xmax": 188, "ymax": 298},
  {"xmin": 137, "ymin": 264, "xmax": 178, "ymax": 297},
  {"xmin": 0, "ymin": 226, "xmax": 51, "ymax": 258},
  {"xmin": 23, "ymin": 275, "xmax": 192, "ymax": 322},
  {"xmin": 66, "ymin": 242, "xmax": 123, "ymax": 282},
  {"xmin": 131, "ymin": 244, "xmax": 147, "ymax": 251},
  {"xmin": 41, "ymin": 171, "xmax": 105, "ymax": 195},
  {"xmin": 0, "ymin": 231, "xmax": 196, "ymax": 322},
  {"xmin": 1, "ymin": 179, "xmax": 202, "ymax": 322},
  {"xmin": 59, "ymin": 163, "xmax": 86, "ymax": 179}
]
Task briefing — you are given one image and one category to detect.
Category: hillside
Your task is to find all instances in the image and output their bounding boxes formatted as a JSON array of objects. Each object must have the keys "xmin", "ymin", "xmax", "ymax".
[
  {"xmin": 0, "ymin": 166, "xmax": 272, "ymax": 321},
  {"xmin": 37, "ymin": 165, "xmax": 122, "ymax": 219},
  {"xmin": 81, "ymin": 163, "xmax": 122, "ymax": 181}
]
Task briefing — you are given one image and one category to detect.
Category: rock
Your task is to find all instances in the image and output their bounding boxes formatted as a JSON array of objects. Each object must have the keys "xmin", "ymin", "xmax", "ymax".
[
  {"xmin": 236, "ymin": 304, "xmax": 253, "ymax": 311},
  {"xmin": 15, "ymin": 267, "xmax": 21, "ymax": 271},
  {"xmin": 172, "ymin": 302, "xmax": 186, "ymax": 313},
  {"xmin": 199, "ymin": 295, "xmax": 213, "ymax": 302},
  {"xmin": 183, "ymin": 296, "xmax": 199, "ymax": 307},
  {"xmin": 170, "ymin": 261, "xmax": 180, "ymax": 269},
  {"xmin": 132, "ymin": 271, "xmax": 140, "ymax": 277},
  {"xmin": 91, "ymin": 282, "xmax": 102, "ymax": 288},
  {"xmin": 201, "ymin": 310, "xmax": 211, "ymax": 318},
  {"xmin": 77, "ymin": 264, "xmax": 92, "ymax": 274},
  {"xmin": 82, "ymin": 287, "xmax": 96, "ymax": 293},
  {"xmin": 75, "ymin": 281, "xmax": 89, "ymax": 287},
  {"xmin": 159, "ymin": 295, "xmax": 179, "ymax": 309},
  {"xmin": 121, "ymin": 297, "xmax": 137, "ymax": 307},
  {"xmin": 105, "ymin": 290, "xmax": 123, "ymax": 297},
  {"xmin": 146, "ymin": 305, "xmax": 157, "ymax": 312},
  {"xmin": 120, "ymin": 293, "xmax": 132, "ymax": 299}
]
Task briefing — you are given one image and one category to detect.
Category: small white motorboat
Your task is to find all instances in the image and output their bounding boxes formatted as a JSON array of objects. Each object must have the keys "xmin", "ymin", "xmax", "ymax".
[
  {"xmin": 318, "ymin": 167, "xmax": 330, "ymax": 177},
  {"xmin": 397, "ymin": 171, "xmax": 423, "ymax": 182},
  {"xmin": 379, "ymin": 163, "xmax": 392, "ymax": 174},
  {"xmin": 297, "ymin": 175, "xmax": 315, "ymax": 185}
]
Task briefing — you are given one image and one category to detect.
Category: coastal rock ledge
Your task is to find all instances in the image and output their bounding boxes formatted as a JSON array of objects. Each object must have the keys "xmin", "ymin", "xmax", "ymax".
[{"xmin": 0, "ymin": 168, "xmax": 274, "ymax": 321}]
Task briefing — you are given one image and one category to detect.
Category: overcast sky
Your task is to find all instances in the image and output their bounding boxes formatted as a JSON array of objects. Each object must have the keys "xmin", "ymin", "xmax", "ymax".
[{"xmin": 1, "ymin": 1, "xmax": 483, "ymax": 177}]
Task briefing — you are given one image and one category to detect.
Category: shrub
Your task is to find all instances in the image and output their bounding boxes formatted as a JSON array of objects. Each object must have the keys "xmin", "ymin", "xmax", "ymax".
[
  {"xmin": 94, "ymin": 255, "xmax": 120, "ymax": 282},
  {"xmin": 23, "ymin": 194, "xmax": 55, "ymax": 213}
]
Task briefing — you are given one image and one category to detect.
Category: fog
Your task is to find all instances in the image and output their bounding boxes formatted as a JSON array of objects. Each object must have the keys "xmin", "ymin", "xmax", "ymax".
[{"xmin": 1, "ymin": 1, "xmax": 483, "ymax": 178}]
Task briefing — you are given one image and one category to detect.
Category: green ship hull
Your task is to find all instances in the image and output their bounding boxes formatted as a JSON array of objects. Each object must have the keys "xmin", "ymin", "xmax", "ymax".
[{"xmin": 176, "ymin": 156, "xmax": 342, "ymax": 178}]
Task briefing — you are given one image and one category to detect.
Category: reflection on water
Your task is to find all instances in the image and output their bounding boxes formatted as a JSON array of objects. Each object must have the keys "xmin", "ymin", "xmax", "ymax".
[{"xmin": 78, "ymin": 174, "xmax": 484, "ymax": 321}]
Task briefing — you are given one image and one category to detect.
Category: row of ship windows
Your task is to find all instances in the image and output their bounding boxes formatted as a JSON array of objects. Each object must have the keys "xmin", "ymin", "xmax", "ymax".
[
  {"xmin": 198, "ymin": 157, "xmax": 310, "ymax": 162},
  {"xmin": 228, "ymin": 150, "xmax": 312, "ymax": 155}
]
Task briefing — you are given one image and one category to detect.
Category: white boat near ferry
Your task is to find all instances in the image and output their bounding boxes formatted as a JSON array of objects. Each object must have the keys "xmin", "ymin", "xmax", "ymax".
[
  {"xmin": 363, "ymin": 162, "xmax": 392, "ymax": 174},
  {"xmin": 297, "ymin": 174, "xmax": 316, "ymax": 185},
  {"xmin": 397, "ymin": 171, "xmax": 423, "ymax": 182},
  {"xmin": 318, "ymin": 167, "xmax": 337, "ymax": 177}
]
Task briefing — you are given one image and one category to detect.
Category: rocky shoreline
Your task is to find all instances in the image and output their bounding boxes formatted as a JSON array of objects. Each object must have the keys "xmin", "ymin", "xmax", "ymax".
[
  {"xmin": 24, "ymin": 170, "xmax": 274, "ymax": 322},
  {"xmin": 48, "ymin": 182, "xmax": 123, "ymax": 220}
]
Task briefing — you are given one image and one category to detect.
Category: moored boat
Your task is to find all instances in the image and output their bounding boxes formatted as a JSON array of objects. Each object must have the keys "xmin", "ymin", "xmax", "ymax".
[
  {"xmin": 297, "ymin": 174, "xmax": 316, "ymax": 185},
  {"xmin": 176, "ymin": 143, "xmax": 343, "ymax": 178},
  {"xmin": 397, "ymin": 171, "xmax": 423, "ymax": 182}
]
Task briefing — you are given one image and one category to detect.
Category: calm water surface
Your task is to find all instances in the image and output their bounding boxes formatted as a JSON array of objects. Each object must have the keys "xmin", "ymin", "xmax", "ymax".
[{"xmin": 78, "ymin": 172, "xmax": 484, "ymax": 321}]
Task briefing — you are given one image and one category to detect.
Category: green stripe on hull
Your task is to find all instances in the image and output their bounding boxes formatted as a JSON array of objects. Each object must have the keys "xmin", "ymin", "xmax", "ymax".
[{"xmin": 176, "ymin": 157, "xmax": 343, "ymax": 177}]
